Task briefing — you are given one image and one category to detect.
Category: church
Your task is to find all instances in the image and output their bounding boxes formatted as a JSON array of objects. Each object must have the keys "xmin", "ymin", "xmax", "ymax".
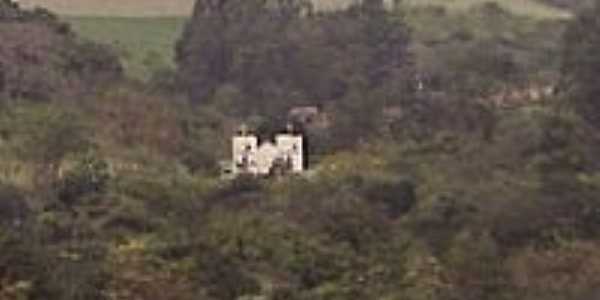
[{"xmin": 228, "ymin": 124, "xmax": 305, "ymax": 177}]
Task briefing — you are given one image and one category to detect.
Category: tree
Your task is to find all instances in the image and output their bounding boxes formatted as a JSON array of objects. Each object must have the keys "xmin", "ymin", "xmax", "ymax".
[
  {"xmin": 176, "ymin": 0, "xmax": 312, "ymax": 104},
  {"xmin": 562, "ymin": 0, "xmax": 600, "ymax": 129},
  {"xmin": 0, "ymin": 1, "xmax": 122, "ymax": 102},
  {"xmin": 176, "ymin": 0, "xmax": 413, "ymax": 118},
  {"xmin": 55, "ymin": 152, "xmax": 110, "ymax": 206}
]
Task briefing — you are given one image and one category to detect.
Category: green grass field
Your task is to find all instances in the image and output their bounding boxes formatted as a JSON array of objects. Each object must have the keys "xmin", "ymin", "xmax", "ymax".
[
  {"xmin": 67, "ymin": 17, "xmax": 187, "ymax": 80},
  {"xmin": 20, "ymin": 0, "xmax": 194, "ymax": 16}
]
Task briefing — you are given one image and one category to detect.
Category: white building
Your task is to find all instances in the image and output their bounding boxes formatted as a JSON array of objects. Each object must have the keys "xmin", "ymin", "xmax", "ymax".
[
  {"xmin": 232, "ymin": 135, "xmax": 259, "ymax": 174},
  {"xmin": 275, "ymin": 134, "xmax": 304, "ymax": 173},
  {"xmin": 230, "ymin": 126, "xmax": 304, "ymax": 176}
]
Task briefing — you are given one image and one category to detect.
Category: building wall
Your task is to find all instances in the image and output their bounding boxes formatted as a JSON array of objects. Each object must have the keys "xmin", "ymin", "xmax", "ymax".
[
  {"xmin": 231, "ymin": 133, "xmax": 304, "ymax": 176},
  {"xmin": 255, "ymin": 142, "xmax": 279, "ymax": 175},
  {"xmin": 232, "ymin": 135, "xmax": 258, "ymax": 174},
  {"xmin": 275, "ymin": 134, "xmax": 304, "ymax": 173}
]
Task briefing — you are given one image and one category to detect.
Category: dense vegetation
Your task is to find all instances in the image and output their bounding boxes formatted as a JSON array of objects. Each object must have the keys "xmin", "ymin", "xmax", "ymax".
[
  {"xmin": 0, "ymin": 0, "xmax": 122, "ymax": 101},
  {"xmin": 1, "ymin": 0, "xmax": 600, "ymax": 299}
]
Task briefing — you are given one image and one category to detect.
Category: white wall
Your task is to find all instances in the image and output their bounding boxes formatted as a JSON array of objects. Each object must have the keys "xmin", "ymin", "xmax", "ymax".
[
  {"xmin": 232, "ymin": 135, "xmax": 258, "ymax": 174},
  {"xmin": 276, "ymin": 134, "xmax": 304, "ymax": 173}
]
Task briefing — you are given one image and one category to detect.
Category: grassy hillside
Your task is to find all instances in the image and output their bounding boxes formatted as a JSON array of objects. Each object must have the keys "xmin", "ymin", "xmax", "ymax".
[
  {"xmin": 19, "ymin": 0, "xmax": 195, "ymax": 16},
  {"xmin": 404, "ymin": 0, "xmax": 571, "ymax": 18},
  {"xmin": 67, "ymin": 16, "xmax": 186, "ymax": 80}
]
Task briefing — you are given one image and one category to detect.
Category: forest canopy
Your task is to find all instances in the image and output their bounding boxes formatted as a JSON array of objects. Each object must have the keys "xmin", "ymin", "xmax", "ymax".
[{"xmin": 176, "ymin": 0, "xmax": 413, "ymax": 115}]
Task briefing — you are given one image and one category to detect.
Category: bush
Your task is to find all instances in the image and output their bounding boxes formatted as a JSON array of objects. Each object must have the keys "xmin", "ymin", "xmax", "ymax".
[
  {"xmin": 56, "ymin": 152, "xmax": 110, "ymax": 206},
  {"xmin": 0, "ymin": 183, "xmax": 28, "ymax": 227}
]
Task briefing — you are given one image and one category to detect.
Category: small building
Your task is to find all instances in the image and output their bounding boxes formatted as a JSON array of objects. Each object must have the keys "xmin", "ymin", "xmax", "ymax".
[
  {"xmin": 288, "ymin": 105, "xmax": 330, "ymax": 130},
  {"xmin": 230, "ymin": 125, "xmax": 304, "ymax": 176},
  {"xmin": 289, "ymin": 106, "xmax": 320, "ymax": 124}
]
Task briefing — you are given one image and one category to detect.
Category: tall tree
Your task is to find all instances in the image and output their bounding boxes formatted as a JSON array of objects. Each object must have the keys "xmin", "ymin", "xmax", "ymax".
[
  {"xmin": 176, "ymin": 0, "xmax": 413, "ymax": 117},
  {"xmin": 176, "ymin": 0, "xmax": 312, "ymax": 106}
]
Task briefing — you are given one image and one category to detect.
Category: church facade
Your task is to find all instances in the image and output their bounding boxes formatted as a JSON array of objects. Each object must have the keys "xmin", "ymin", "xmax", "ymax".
[{"xmin": 229, "ymin": 128, "xmax": 304, "ymax": 176}]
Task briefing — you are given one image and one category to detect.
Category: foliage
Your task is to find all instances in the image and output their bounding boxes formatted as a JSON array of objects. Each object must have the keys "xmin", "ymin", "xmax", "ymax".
[
  {"xmin": 176, "ymin": 0, "xmax": 413, "ymax": 114},
  {"xmin": 407, "ymin": 2, "xmax": 565, "ymax": 99},
  {"xmin": 66, "ymin": 17, "xmax": 186, "ymax": 81},
  {"xmin": 562, "ymin": 0, "xmax": 600, "ymax": 129},
  {"xmin": 2, "ymin": 1, "xmax": 600, "ymax": 299},
  {"xmin": 0, "ymin": 1, "xmax": 122, "ymax": 102},
  {"xmin": 55, "ymin": 152, "xmax": 111, "ymax": 206}
]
